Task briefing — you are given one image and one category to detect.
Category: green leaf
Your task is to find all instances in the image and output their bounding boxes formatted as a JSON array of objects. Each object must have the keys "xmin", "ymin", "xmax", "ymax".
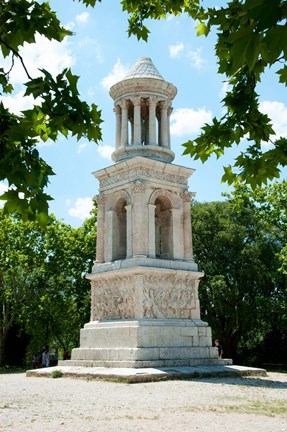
[
  {"xmin": 196, "ymin": 22, "xmax": 208, "ymax": 36},
  {"xmin": 277, "ymin": 66, "xmax": 287, "ymax": 86}
]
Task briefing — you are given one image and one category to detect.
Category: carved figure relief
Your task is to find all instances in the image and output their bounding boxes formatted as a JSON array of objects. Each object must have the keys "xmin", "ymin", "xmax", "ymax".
[
  {"xmin": 91, "ymin": 277, "xmax": 135, "ymax": 320},
  {"xmin": 143, "ymin": 275, "xmax": 196, "ymax": 319}
]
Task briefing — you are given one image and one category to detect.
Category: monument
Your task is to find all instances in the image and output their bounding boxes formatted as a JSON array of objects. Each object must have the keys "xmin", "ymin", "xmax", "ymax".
[{"xmin": 63, "ymin": 57, "xmax": 231, "ymax": 368}]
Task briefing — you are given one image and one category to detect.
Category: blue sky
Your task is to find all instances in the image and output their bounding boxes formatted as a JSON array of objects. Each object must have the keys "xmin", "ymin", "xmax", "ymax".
[{"xmin": 1, "ymin": 1, "xmax": 287, "ymax": 227}]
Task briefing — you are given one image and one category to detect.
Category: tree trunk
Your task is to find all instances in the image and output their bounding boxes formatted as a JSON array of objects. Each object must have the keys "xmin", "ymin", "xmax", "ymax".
[{"xmin": 0, "ymin": 327, "xmax": 8, "ymax": 366}]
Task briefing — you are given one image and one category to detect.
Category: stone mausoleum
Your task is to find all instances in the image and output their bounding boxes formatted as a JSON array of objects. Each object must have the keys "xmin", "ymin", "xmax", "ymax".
[{"xmin": 63, "ymin": 57, "xmax": 230, "ymax": 368}]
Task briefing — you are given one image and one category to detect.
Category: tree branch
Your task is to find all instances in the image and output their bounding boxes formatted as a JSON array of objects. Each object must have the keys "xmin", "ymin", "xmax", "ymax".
[{"xmin": 0, "ymin": 38, "xmax": 33, "ymax": 80}]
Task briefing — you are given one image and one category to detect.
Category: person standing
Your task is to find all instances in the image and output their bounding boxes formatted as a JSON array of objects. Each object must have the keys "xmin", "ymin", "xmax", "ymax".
[
  {"xmin": 215, "ymin": 339, "xmax": 223, "ymax": 359},
  {"xmin": 42, "ymin": 345, "xmax": 50, "ymax": 367}
]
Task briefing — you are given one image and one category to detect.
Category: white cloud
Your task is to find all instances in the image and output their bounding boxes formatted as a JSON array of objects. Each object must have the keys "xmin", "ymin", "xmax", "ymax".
[
  {"xmin": 170, "ymin": 107, "xmax": 212, "ymax": 137},
  {"xmin": 259, "ymin": 100, "xmax": 287, "ymax": 138},
  {"xmin": 219, "ymin": 81, "xmax": 232, "ymax": 100},
  {"xmin": 78, "ymin": 37, "xmax": 103, "ymax": 63},
  {"xmin": 68, "ymin": 197, "xmax": 93, "ymax": 219},
  {"xmin": 187, "ymin": 48, "xmax": 205, "ymax": 70},
  {"xmin": 65, "ymin": 21, "xmax": 76, "ymax": 31},
  {"xmin": 76, "ymin": 12, "xmax": 90, "ymax": 23},
  {"xmin": 166, "ymin": 14, "xmax": 175, "ymax": 21},
  {"xmin": 97, "ymin": 144, "xmax": 114, "ymax": 160},
  {"xmin": 100, "ymin": 59, "xmax": 129, "ymax": 91},
  {"xmin": 1, "ymin": 90, "xmax": 36, "ymax": 114},
  {"xmin": 77, "ymin": 142, "xmax": 89, "ymax": 154},
  {"xmin": 1, "ymin": 34, "xmax": 74, "ymax": 86},
  {"xmin": 169, "ymin": 43, "xmax": 184, "ymax": 59}
]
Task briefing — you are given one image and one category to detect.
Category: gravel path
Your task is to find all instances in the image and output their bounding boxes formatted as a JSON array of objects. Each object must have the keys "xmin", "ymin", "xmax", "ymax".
[{"xmin": 0, "ymin": 372, "xmax": 287, "ymax": 432}]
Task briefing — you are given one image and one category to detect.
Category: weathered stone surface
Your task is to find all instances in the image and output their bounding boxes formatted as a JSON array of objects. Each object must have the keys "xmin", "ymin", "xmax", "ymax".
[{"xmin": 68, "ymin": 57, "xmax": 230, "ymax": 368}]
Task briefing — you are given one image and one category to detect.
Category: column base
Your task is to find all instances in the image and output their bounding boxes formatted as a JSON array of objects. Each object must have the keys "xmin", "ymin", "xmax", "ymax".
[{"xmin": 61, "ymin": 319, "xmax": 231, "ymax": 369}]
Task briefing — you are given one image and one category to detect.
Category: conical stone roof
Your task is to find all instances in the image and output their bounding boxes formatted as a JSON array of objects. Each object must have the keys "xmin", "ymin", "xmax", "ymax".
[{"xmin": 123, "ymin": 57, "xmax": 164, "ymax": 80}]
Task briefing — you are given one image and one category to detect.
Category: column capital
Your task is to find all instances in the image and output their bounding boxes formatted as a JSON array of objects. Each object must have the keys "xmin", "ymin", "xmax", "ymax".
[
  {"xmin": 95, "ymin": 194, "xmax": 105, "ymax": 205},
  {"xmin": 181, "ymin": 191, "xmax": 196, "ymax": 202},
  {"xmin": 132, "ymin": 180, "xmax": 146, "ymax": 193},
  {"xmin": 130, "ymin": 96, "xmax": 141, "ymax": 106},
  {"xmin": 149, "ymin": 96, "xmax": 158, "ymax": 107},
  {"xmin": 119, "ymin": 99, "xmax": 129, "ymax": 109},
  {"xmin": 113, "ymin": 104, "xmax": 121, "ymax": 114},
  {"xmin": 159, "ymin": 100, "xmax": 171, "ymax": 110}
]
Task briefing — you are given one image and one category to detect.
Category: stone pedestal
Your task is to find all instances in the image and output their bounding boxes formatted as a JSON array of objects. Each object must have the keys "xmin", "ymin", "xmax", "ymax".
[
  {"xmin": 65, "ymin": 319, "xmax": 222, "ymax": 368},
  {"xmin": 62, "ymin": 261, "xmax": 225, "ymax": 368}
]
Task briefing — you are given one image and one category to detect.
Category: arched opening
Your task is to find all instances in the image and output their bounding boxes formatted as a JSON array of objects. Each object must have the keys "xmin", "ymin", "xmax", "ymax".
[
  {"xmin": 112, "ymin": 198, "xmax": 127, "ymax": 260},
  {"xmin": 155, "ymin": 196, "xmax": 173, "ymax": 259}
]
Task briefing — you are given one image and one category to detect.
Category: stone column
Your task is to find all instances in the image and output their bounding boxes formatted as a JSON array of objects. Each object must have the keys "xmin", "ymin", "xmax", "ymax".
[
  {"xmin": 172, "ymin": 207, "xmax": 184, "ymax": 259},
  {"xmin": 95, "ymin": 194, "xmax": 105, "ymax": 263},
  {"xmin": 125, "ymin": 204, "xmax": 133, "ymax": 258},
  {"xmin": 114, "ymin": 105, "xmax": 121, "ymax": 149},
  {"xmin": 167, "ymin": 105, "xmax": 173, "ymax": 150},
  {"xmin": 160, "ymin": 100, "xmax": 169, "ymax": 148},
  {"xmin": 105, "ymin": 209, "xmax": 114, "ymax": 262},
  {"xmin": 120, "ymin": 99, "xmax": 129, "ymax": 147},
  {"xmin": 182, "ymin": 192, "xmax": 195, "ymax": 260},
  {"xmin": 148, "ymin": 203, "xmax": 156, "ymax": 258},
  {"xmin": 148, "ymin": 97, "xmax": 157, "ymax": 146},
  {"xmin": 132, "ymin": 97, "xmax": 141, "ymax": 146},
  {"xmin": 132, "ymin": 181, "xmax": 147, "ymax": 257}
]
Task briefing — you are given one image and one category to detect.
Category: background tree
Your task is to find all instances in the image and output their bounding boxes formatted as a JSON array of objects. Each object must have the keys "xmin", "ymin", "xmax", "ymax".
[
  {"xmin": 0, "ymin": 208, "xmax": 96, "ymax": 366},
  {"xmin": 0, "ymin": 0, "xmax": 102, "ymax": 225},
  {"xmin": 122, "ymin": 0, "xmax": 287, "ymax": 187},
  {"xmin": 230, "ymin": 180, "xmax": 287, "ymax": 273},
  {"xmin": 1, "ymin": 1, "xmax": 286, "ymax": 224},
  {"xmin": 0, "ymin": 210, "xmax": 42, "ymax": 364},
  {"xmin": 192, "ymin": 198, "xmax": 287, "ymax": 365}
]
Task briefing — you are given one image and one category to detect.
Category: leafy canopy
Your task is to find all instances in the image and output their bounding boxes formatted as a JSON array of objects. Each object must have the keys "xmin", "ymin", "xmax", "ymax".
[
  {"xmin": 122, "ymin": 0, "xmax": 287, "ymax": 188},
  {"xmin": 192, "ymin": 196, "xmax": 287, "ymax": 362},
  {"xmin": 1, "ymin": 0, "xmax": 287, "ymax": 225},
  {"xmin": 0, "ymin": 0, "xmax": 103, "ymax": 225},
  {"xmin": 0, "ymin": 207, "xmax": 97, "ymax": 364}
]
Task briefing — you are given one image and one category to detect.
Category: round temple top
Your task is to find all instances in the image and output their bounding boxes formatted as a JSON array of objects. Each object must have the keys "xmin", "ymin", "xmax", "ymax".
[{"xmin": 109, "ymin": 57, "xmax": 177, "ymax": 163}]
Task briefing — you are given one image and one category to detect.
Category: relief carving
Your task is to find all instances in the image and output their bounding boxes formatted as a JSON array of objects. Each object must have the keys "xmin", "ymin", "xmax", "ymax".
[
  {"xmin": 100, "ymin": 168, "xmax": 186, "ymax": 188},
  {"xmin": 92, "ymin": 276, "xmax": 135, "ymax": 320},
  {"xmin": 143, "ymin": 275, "xmax": 196, "ymax": 319},
  {"xmin": 132, "ymin": 180, "xmax": 146, "ymax": 193}
]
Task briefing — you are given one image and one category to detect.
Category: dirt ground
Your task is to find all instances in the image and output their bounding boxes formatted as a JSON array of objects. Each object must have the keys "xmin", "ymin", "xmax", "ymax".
[{"xmin": 0, "ymin": 371, "xmax": 287, "ymax": 432}]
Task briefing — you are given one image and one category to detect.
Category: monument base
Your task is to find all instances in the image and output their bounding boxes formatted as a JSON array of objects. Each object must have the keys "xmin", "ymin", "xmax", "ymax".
[{"xmin": 60, "ymin": 319, "xmax": 232, "ymax": 368}]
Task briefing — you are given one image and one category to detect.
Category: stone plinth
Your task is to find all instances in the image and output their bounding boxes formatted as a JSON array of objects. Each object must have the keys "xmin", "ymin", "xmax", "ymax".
[
  {"xmin": 64, "ymin": 263, "xmax": 228, "ymax": 368},
  {"xmin": 64, "ymin": 319, "xmax": 222, "ymax": 368}
]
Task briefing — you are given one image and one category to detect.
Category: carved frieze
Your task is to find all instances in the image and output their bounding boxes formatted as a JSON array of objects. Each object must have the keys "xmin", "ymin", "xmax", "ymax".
[
  {"xmin": 91, "ymin": 276, "xmax": 135, "ymax": 320},
  {"xmin": 143, "ymin": 275, "xmax": 196, "ymax": 319},
  {"xmin": 100, "ymin": 168, "xmax": 187, "ymax": 188}
]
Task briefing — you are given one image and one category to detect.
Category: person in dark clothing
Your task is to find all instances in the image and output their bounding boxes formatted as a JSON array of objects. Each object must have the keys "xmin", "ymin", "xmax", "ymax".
[{"xmin": 215, "ymin": 339, "xmax": 223, "ymax": 359}]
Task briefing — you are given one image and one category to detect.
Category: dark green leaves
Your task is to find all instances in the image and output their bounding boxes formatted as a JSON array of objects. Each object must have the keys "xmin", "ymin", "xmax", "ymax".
[
  {"xmin": 24, "ymin": 68, "xmax": 103, "ymax": 143},
  {"xmin": 0, "ymin": 0, "xmax": 72, "ymax": 58},
  {"xmin": 0, "ymin": 0, "xmax": 104, "ymax": 225},
  {"xmin": 121, "ymin": 0, "xmax": 287, "ymax": 187}
]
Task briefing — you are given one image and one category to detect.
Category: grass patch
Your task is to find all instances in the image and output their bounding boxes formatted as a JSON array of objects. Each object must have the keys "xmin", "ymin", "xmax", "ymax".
[
  {"xmin": 0, "ymin": 366, "xmax": 26, "ymax": 374},
  {"xmin": 183, "ymin": 400, "xmax": 287, "ymax": 417},
  {"xmin": 52, "ymin": 370, "xmax": 63, "ymax": 378}
]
